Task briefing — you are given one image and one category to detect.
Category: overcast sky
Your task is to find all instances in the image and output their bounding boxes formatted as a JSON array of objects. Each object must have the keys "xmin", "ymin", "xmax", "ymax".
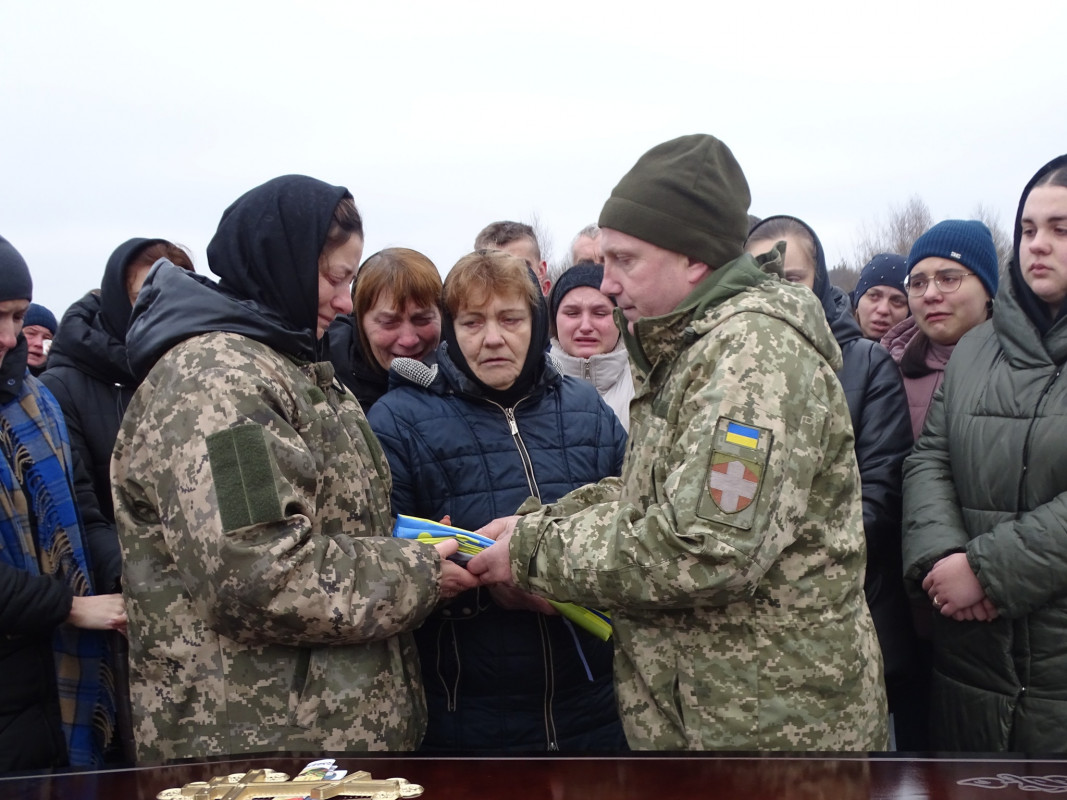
[{"xmin": 3, "ymin": 0, "xmax": 1064, "ymax": 317}]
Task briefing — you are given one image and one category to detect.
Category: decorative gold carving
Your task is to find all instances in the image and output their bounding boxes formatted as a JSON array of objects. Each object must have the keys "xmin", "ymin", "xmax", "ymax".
[{"xmin": 157, "ymin": 768, "xmax": 424, "ymax": 800}]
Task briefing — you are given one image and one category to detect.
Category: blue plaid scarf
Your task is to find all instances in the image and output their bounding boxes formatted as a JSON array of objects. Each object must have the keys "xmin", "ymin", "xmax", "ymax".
[{"xmin": 0, "ymin": 375, "xmax": 114, "ymax": 767}]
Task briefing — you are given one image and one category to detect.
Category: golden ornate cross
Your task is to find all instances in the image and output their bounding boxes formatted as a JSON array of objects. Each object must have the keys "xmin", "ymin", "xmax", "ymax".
[{"xmin": 156, "ymin": 768, "xmax": 425, "ymax": 800}]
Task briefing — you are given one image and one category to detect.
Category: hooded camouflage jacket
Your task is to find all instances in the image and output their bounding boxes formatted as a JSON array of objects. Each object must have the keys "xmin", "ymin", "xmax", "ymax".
[
  {"xmin": 508, "ymin": 253, "xmax": 888, "ymax": 750},
  {"xmin": 108, "ymin": 237, "xmax": 441, "ymax": 763},
  {"xmin": 114, "ymin": 315, "xmax": 443, "ymax": 759}
]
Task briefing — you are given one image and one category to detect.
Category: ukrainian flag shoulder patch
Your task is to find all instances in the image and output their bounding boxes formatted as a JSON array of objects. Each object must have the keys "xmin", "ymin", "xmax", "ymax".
[
  {"xmin": 696, "ymin": 416, "xmax": 774, "ymax": 531},
  {"xmin": 724, "ymin": 421, "xmax": 761, "ymax": 449}
]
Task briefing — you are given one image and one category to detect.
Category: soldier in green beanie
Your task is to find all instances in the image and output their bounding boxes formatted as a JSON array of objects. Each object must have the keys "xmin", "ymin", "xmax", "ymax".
[{"xmin": 471, "ymin": 134, "xmax": 888, "ymax": 751}]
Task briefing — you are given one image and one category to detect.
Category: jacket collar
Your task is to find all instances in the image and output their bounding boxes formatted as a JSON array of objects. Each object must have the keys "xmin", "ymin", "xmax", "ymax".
[
  {"xmin": 549, "ymin": 337, "xmax": 630, "ymax": 390},
  {"xmin": 994, "ymin": 264, "xmax": 1067, "ymax": 367}
]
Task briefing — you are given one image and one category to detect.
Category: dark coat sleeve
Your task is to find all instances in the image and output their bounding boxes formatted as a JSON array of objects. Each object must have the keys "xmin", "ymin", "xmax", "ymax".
[
  {"xmin": 848, "ymin": 344, "xmax": 912, "ymax": 585},
  {"xmin": 0, "ymin": 561, "xmax": 73, "ymax": 635},
  {"xmin": 841, "ymin": 342, "xmax": 917, "ymax": 673},
  {"xmin": 38, "ymin": 368, "xmax": 97, "ymax": 502},
  {"xmin": 39, "ymin": 366, "xmax": 129, "ymax": 522},
  {"xmin": 901, "ymin": 382, "xmax": 971, "ymax": 603},
  {"xmin": 38, "ymin": 368, "xmax": 123, "ymax": 592},
  {"xmin": 71, "ymin": 447, "xmax": 122, "ymax": 593}
]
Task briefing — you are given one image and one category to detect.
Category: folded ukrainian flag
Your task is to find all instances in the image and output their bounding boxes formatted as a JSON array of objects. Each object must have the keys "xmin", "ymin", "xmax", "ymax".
[{"xmin": 393, "ymin": 514, "xmax": 613, "ymax": 641}]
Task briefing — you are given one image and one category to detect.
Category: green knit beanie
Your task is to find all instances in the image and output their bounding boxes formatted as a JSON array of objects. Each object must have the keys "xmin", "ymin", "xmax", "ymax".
[{"xmin": 599, "ymin": 134, "xmax": 751, "ymax": 269}]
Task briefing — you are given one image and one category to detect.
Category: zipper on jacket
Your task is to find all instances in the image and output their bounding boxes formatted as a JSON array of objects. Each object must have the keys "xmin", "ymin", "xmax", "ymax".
[
  {"xmin": 489, "ymin": 394, "xmax": 571, "ymax": 750},
  {"xmin": 487, "ymin": 397, "xmax": 542, "ymax": 503},
  {"xmin": 537, "ymin": 613, "xmax": 559, "ymax": 751},
  {"xmin": 1007, "ymin": 369, "xmax": 1058, "ymax": 699},
  {"xmin": 1016, "ymin": 369, "xmax": 1062, "ymax": 511}
]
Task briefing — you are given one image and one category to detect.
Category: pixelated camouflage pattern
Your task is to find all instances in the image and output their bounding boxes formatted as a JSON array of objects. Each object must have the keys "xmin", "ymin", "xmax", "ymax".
[
  {"xmin": 112, "ymin": 331, "xmax": 443, "ymax": 763},
  {"xmin": 510, "ymin": 256, "xmax": 888, "ymax": 750}
]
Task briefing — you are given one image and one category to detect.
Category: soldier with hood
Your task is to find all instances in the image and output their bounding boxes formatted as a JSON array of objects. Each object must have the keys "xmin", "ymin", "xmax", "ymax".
[
  {"xmin": 470, "ymin": 135, "xmax": 887, "ymax": 751},
  {"xmin": 744, "ymin": 215, "xmax": 922, "ymax": 748},
  {"xmin": 110, "ymin": 175, "xmax": 477, "ymax": 763},
  {"xmin": 903, "ymin": 154, "xmax": 1067, "ymax": 751}
]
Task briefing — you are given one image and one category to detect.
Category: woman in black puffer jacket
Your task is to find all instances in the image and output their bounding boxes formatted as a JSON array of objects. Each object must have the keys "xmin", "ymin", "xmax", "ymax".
[
  {"xmin": 369, "ymin": 250, "xmax": 628, "ymax": 753},
  {"xmin": 903, "ymin": 155, "xmax": 1067, "ymax": 752},
  {"xmin": 41, "ymin": 239, "xmax": 193, "ymax": 538}
]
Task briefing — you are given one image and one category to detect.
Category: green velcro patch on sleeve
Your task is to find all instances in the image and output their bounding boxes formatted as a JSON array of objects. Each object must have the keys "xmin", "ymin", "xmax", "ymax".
[{"xmin": 206, "ymin": 424, "xmax": 283, "ymax": 532}]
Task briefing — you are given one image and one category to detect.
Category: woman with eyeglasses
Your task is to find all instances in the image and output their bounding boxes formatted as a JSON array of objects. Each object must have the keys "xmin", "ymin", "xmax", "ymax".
[
  {"xmin": 901, "ymin": 156, "xmax": 1067, "ymax": 751},
  {"xmin": 881, "ymin": 220, "xmax": 1000, "ymax": 440}
]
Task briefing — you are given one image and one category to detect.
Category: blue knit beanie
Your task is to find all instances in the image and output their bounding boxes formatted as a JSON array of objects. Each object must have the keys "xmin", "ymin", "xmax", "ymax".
[
  {"xmin": 851, "ymin": 253, "xmax": 907, "ymax": 306},
  {"xmin": 23, "ymin": 303, "xmax": 57, "ymax": 333},
  {"xmin": 906, "ymin": 220, "xmax": 999, "ymax": 298}
]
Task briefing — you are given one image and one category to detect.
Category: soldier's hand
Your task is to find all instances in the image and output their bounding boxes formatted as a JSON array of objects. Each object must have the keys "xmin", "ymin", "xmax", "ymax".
[
  {"xmin": 467, "ymin": 531, "xmax": 515, "ymax": 586},
  {"xmin": 433, "ymin": 540, "xmax": 479, "ymax": 599},
  {"xmin": 474, "ymin": 515, "xmax": 519, "ymax": 541}
]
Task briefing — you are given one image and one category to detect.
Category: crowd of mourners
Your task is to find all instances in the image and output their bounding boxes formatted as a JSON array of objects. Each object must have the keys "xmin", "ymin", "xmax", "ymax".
[{"xmin": 1, "ymin": 138, "xmax": 1065, "ymax": 773}]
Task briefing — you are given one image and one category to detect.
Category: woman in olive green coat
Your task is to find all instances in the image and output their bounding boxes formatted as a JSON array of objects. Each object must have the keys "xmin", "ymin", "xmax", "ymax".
[{"xmin": 902, "ymin": 154, "xmax": 1067, "ymax": 752}]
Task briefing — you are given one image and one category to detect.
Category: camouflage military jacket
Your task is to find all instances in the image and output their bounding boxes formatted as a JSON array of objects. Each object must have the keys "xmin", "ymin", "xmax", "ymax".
[
  {"xmin": 509, "ymin": 255, "xmax": 888, "ymax": 751},
  {"xmin": 112, "ymin": 332, "xmax": 442, "ymax": 763}
]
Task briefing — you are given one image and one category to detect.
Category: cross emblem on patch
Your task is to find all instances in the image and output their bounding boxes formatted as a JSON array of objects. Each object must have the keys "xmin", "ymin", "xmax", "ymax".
[{"xmin": 708, "ymin": 459, "xmax": 759, "ymax": 513}]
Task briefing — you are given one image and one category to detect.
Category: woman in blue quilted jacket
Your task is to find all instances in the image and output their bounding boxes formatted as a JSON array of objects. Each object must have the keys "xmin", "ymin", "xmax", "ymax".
[{"xmin": 368, "ymin": 249, "xmax": 628, "ymax": 752}]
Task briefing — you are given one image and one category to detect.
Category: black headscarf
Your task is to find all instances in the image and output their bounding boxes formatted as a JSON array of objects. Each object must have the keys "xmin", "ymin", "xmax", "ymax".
[
  {"xmin": 206, "ymin": 175, "xmax": 352, "ymax": 361},
  {"xmin": 747, "ymin": 214, "xmax": 837, "ymax": 319},
  {"xmin": 1009, "ymin": 154, "xmax": 1067, "ymax": 335},
  {"xmin": 99, "ymin": 238, "xmax": 170, "ymax": 341},
  {"xmin": 441, "ymin": 265, "xmax": 549, "ymax": 407}
]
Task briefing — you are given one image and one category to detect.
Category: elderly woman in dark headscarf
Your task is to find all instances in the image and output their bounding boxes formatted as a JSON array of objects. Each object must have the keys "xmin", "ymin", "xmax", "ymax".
[
  {"xmin": 110, "ymin": 175, "xmax": 476, "ymax": 764},
  {"xmin": 368, "ymin": 249, "xmax": 628, "ymax": 753}
]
